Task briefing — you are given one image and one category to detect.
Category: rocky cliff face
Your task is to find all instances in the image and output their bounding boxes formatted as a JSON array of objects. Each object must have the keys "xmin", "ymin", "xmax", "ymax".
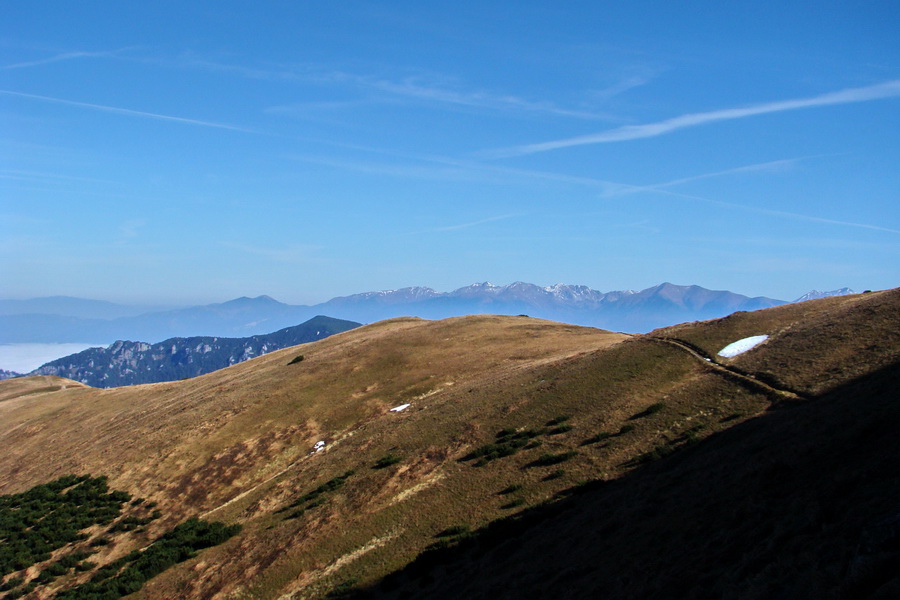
[
  {"xmin": 29, "ymin": 316, "xmax": 360, "ymax": 387},
  {"xmin": 0, "ymin": 369, "xmax": 22, "ymax": 381}
]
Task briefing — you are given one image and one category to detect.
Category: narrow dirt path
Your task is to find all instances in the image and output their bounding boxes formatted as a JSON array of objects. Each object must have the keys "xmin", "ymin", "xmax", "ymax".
[{"xmin": 652, "ymin": 337, "xmax": 809, "ymax": 402}]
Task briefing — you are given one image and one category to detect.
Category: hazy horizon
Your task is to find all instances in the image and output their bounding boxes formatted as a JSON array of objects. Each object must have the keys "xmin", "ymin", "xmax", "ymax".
[
  {"xmin": 3, "ymin": 2, "xmax": 898, "ymax": 306},
  {"xmin": 0, "ymin": 280, "xmax": 861, "ymax": 373},
  {"xmin": 0, "ymin": 342, "xmax": 105, "ymax": 373},
  {"xmin": 0, "ymin": 280, "xmax": 863, "ymax": 308}
]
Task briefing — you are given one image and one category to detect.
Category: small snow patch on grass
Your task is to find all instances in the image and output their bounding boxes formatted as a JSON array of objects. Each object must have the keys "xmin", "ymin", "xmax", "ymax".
[
  {"xmin": 390, "ymin": 403, "xmax": 411, "ymax": 412},
  {"xmin": 717, "ymin": 335, "xmax": 769, "ymax": 358}
]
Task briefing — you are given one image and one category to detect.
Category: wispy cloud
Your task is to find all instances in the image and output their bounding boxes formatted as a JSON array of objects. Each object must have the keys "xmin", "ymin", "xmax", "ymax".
[
  {"xmin": 143, "ymin": 54, "xmax": 621, "ymax": 121},
  {"xmin": 0, "ymin": 90, "xmax": 257, "ymax": 132},
  {"xmin": 750, "ymin": 205, "xmax": 900, "ymax": 235},
  {"xmin": 288, "ymin": 143, "xmax": 896, "ymax": 236},
  {"xmin": 352, "ymin": 75, "xmax": 616, "ymax": 120},
  {"xmin": 0, "ymin": 183, "xmax": 130, "ymax": 198},
  {"xmin": 599, "ymin": 157, "xmax": 809, "ymax": 197},
  {"xmin": 286, "ymin": 154, "xmax": 488, "ymax": 182},
  {"xmin": 435, "ymin": 213, "xmax": 523, "ymax": 231},
  {"xmin": 466, "ymin": 159, "xmax": 900, "ymax": 234},
  {"xmin": 264, "ymin": 100, "xmax": 367, "ymax": 115},
  {"xmin": 590, "ymin": 75, "xmax": 652, "ymax": 101},
  {"xmin": 0, "ymin": 169, "xmax": 118, "ymax": 185},
  {"xmin": 688, "ymin": 234, "xmax": 900, "ymax": 252},
  {"xmin": 489, "ymin": 79, "xmax": 900, "ymax": 156},
  {"xmin": 116, "ymin": 219, "xmax": 145, "ymax": 243},
  {"xmin": 159, "ymin": 54, "xmax": 307, "ymax": 83},
  {"xmin": 646, "ymin": 186, "xmax": 900, "ymax": 235},
  {"xmin": 222, "ymin": 242, "xmax": 324, "ymax": 263},
  {"xmin": 1, "ymin": 48, "xmax": 133, "ymax": 70}
]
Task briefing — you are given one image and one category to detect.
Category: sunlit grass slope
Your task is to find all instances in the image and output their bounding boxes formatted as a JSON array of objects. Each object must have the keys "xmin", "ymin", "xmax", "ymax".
[{"xmin": 0, "ymin": 290, "xmax": 896, "ymax": 599}]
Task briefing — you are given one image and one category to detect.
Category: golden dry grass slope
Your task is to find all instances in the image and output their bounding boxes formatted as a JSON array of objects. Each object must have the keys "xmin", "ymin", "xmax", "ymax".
[{"xmin": 0, "ymin": 289, "xmax": 898, "ymax": 600}]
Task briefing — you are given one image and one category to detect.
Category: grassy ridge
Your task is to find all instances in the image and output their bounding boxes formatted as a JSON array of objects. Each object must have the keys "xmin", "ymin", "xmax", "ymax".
[{"xmin": 0, "ymin": 291, "xmax": 895, "ymax": 599}]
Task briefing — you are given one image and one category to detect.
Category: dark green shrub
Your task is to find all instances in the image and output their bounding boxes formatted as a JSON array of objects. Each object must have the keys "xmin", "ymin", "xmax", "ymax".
[
  {"xmin": 545, "ymin": 415, "xmax": 571, "ymax": 426},
  {"xmin": 547, "ymin": 424, "xmax": 573, "ymax": 435},
  {"xmin": 57, "ymin": 517, "xmax": 241, "ymax": 600},
  {"xmin": 461, "ymin": 428, "xmax": 543, "ymax": 466},
  {"xmin": 326, "ymin": 578, "xmax": 359, "ymax": 598},
  {"xmin": 434, "ymin": 525, "xmax": 469, "ymax": 538},
  {"xmin": 286, "ymin": 470, "xmax": 355, "ymax": 511},
  {"xmin": 108, "ymin": 515, "xmax": 146, "ymax": 533},
  {"xmin": 288, "ymin": 354, "xmax": 305, "ymax": 365},
  {"xmin": 580, "ymin": 432, "xmax": 612, "ymax": 445},
  {"xmin": 497, "ymin": 484, "xmax": 523, "ymax": 495},
  {"xmin": 58, "ymin": 553, "xmax": 80, "ymax": 569},
  {"xmin": 630, "ymin": 402, "xmax": 665, "ymax": 420},
  {"xmin": 500, "ymin": 498, "xmax": 525, "ymax": 509},
  {"xmin": 0, "ymin": 475, "xmax": 130, "ymax": 578},
  {"xmin": 678, "ymin": 424, "xmax": 705, "ymax": 445},
  {"xmin": 631, "ymin": 443, "xmax": 677, "ymax": 465},
  {"xmin": 75, "ymin": 560, "xmax": 96, "ymax": 572},
  {"xmin": 373, "ymin": 454, "xmax": 402, "ymax": 469},
  {"xmin": 36, "ymin": 570, "xmax": 54, "ymax": 584},
  {"xmin": 0, "ymin": 575, "xmax": 23, "ymax": 591},
  {"xmin": 720, "ymin": 412, "xmax": 743, "ymax": 423},
  {"xmin": 529, "ymin": 451, "xmax": 578, "ymax": 467},
  {"xmin": 543, "ymin": 469, "xmax": 565, "ymax": 481}
]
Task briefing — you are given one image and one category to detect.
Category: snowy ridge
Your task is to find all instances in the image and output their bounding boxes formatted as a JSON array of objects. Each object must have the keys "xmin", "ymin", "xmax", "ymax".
[
  {"xmin": 792, "ymin": 288, "xmax": 854, "ymax": 303},
  {"xmin": 3, "ymin": 282, "xmax": 795, "ymax": 344}
]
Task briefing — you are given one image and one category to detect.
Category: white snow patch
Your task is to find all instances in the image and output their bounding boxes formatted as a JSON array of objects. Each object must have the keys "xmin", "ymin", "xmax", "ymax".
[
  {"xmin": 390, "ymin": 403, "xmax": 411, "ymax": 412},
  {"xmin": 717, "ymin": 335, "xmax": 769, "ymax": 358},
  {"xmin": 310, "ymin": 440, "xmax": 326, "ymax": 455}
]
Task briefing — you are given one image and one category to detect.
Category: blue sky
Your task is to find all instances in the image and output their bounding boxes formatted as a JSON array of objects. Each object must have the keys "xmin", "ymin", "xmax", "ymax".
[{"xmin": 2, "ymin": 1, "xmax": 898, "ymax": 305}]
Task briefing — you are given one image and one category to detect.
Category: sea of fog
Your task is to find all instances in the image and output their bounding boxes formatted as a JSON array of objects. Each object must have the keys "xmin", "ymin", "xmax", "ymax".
[{"xmin": 0, "ymin": 343, "xmax": 106, "ymax": 373}]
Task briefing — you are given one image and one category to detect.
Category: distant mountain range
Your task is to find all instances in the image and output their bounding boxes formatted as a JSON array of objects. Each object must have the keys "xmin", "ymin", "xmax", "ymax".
[
  {"xmin": 0, "ymin": 296, "xmax": 172, "ymax": 320},
  {"xmin": 0, "ymin": 282, "xmax": 855, "ymax": 344},
  {"xmin": 21, "ymin": 316, "xmax": 360, "ymax": 387}
]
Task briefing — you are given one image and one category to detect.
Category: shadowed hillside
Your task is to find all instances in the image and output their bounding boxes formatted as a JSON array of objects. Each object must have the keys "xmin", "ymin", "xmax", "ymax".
[
  {"xmin": 347, "ymin": 351, "xmax": 900, "ymax": 600},
  {"xmin": 0, "ymin": 290, "xmax": 896, "ymax": 599}
]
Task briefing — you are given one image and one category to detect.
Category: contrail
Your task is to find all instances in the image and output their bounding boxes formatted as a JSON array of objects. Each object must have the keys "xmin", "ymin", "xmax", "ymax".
[
  {"xmin": 490, "ymin": 79, "xmax": 900, "ymax": 157},
  {"xmin": 0, "ymin": 89, "xmax": 257, "ymax": 133}
]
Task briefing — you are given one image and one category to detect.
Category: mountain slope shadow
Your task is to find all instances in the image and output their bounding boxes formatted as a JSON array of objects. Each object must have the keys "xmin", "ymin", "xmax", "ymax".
[{"xmin": 347, "ymin": 360, "xmax": 900, "ymax": 600}]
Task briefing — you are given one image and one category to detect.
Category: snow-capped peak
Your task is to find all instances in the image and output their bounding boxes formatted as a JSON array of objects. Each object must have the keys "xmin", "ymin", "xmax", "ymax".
[{"xmin": 792, "ymin": 288, "xmax": 855, "ymax": 303}]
